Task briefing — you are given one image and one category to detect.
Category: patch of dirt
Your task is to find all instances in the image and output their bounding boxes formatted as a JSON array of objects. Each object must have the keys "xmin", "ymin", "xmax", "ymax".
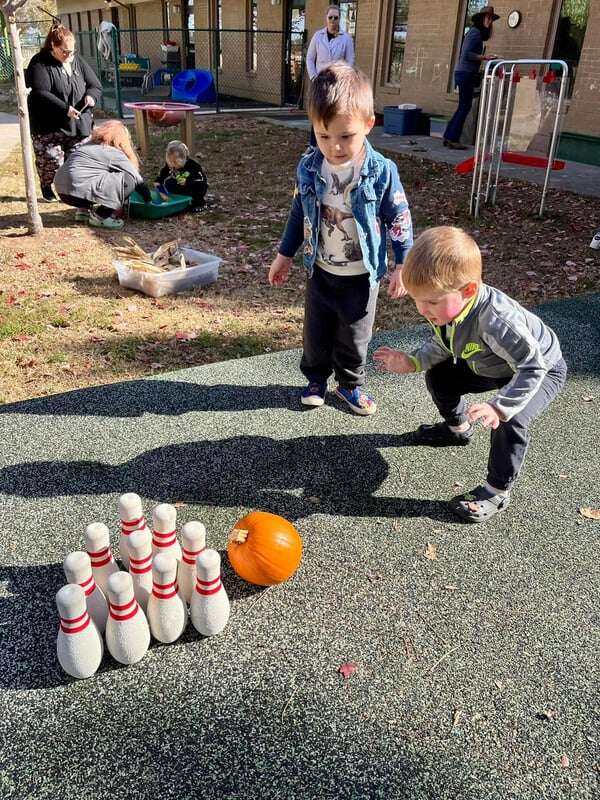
[{"xmin": 1, "ymin": 114, "xmax": 599, "ymax": 404}]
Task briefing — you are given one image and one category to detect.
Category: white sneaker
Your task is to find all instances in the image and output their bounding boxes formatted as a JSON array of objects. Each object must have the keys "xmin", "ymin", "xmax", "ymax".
[{"xmin": 590, "ymin": 230, "xmax": 600, "ymax": 250}]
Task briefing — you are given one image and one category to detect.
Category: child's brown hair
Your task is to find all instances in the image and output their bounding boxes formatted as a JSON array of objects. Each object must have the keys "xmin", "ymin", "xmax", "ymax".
[
  {"xmin": 90, "ymin": 120, "xmax": 139, "ymax": 171},
  {"xmin": 402, "ymin": 226, "xmax": 482, "ymax": 293},
  {"xmin": 307, "ymin": 61, "xmax": 374, "ymax": 127}
]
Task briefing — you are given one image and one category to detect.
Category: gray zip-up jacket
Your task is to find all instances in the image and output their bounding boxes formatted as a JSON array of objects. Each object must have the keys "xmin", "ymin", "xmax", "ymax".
[
  {"xmin": 54, "ymin": 143, "xmax": 144, "ymax": 209},
  {"xmin": 409, "ymin": 283, "xmax": 563, "ymax": 420}
]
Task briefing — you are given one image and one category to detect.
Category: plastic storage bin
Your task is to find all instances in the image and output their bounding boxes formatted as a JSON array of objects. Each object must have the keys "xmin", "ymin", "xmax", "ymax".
[
  {"xmin": 383, "ymin": 105, "xmax": 421, "ymax": 136},
  {"xmin": 128, "ymin": 189, "xmax": 192, "ymax": 219},
  {"xmin": 113, "ymin": 247, "xmax": 221, "ymax": 297}
]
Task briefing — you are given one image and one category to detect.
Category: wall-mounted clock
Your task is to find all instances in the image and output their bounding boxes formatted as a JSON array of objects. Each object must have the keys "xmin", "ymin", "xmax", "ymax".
[{"xmin": 508, "ymin": 10, "xmax": 522, "ymax": 29}]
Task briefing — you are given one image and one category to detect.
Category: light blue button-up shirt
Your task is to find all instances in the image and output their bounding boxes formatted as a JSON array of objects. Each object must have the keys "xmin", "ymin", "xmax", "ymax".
[{"xmin": 306, "ymin": 27, "xmax": 355, "ymax": 80}]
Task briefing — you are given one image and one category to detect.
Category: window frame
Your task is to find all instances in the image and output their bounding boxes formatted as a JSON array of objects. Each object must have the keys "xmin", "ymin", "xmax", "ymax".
[{"xmin": 385, "ymin": 0, "xmax": 410, "ymax": 87}]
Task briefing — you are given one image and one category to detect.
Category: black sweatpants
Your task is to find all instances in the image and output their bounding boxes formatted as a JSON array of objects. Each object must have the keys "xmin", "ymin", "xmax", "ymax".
[
  {"xmin": 425, "ymin": 357, "xmax": 567, "ymax": 491},
  {"xmin": 300, "ymin": 265, "xmax": 379, "ymax": 389}
]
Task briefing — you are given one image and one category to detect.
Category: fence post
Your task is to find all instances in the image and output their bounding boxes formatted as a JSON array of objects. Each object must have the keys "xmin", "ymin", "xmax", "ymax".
[
  {"xmin": 213, "ymin": 26, "xmax": 220, "ymax": 113},
  {"xmin": 112, "ymin": 26, "xmax": 123, "ymax": 118}
]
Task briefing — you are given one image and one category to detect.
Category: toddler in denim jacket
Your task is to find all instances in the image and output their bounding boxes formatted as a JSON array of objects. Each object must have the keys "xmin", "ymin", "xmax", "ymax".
[{"xmin": 269, "ymin": 62, "xmax": 413, "ymax": 415}]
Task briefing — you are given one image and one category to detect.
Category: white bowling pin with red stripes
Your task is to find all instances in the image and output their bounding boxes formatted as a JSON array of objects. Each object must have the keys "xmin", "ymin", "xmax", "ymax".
[
  {"xmin": 84, "ymin": 522, "xmax": 119, "ymax": 597},
  {"xmin": 56, "ymin": 584, "xmax": 103, "ymax": 679},
  {"xmin": 127, "ymin": 528, "xmax": 153, "ymax": 613},
  {"xmin": 190, "ymin": 549, "xmax": 230, "ymax": 637},
  {"xmin": 63, "ymin": 550, "xmax": 108, "ymax": 634},
  {"xmin": 105, "ymin": 571, "xmax": 150, "ymax": 665},
  {"xmin": 151, "ymin": 503, "xmax": 182, "ymax": 561},
  {"xmin": 146, "ymin": 553, "xmax": 187, "ymax": 644},
  {"xmin": 177, "ymin": 521, "xmax": 206, "ymax": 604},
  {"xmin": 118, "ymin": 492, "xmax": 150, "ymax": 570}
]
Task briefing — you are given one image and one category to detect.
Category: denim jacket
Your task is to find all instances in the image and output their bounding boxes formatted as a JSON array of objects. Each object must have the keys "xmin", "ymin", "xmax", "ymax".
[{"xmin": 279, "ymin": 140, "xmax": 413, "ymax": 286}]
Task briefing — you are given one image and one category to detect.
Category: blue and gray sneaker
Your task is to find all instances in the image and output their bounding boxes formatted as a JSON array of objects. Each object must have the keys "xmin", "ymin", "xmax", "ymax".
[
  {"xmin": 301, "ymin": 382, "xmax": 327, "ymax": 407},
  {"xmin": 335, "ymin": 386, "xmax": 377, "ymax": 416}
]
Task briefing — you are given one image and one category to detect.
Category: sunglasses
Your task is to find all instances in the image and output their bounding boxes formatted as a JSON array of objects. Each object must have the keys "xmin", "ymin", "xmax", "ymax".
[
  {"xmin": 327, "ymin": 15, "xmax": 339, "ymax": 20},
  {"xmin": 57, "ymin": 46, "xmax": 74, "ymax": 55}
]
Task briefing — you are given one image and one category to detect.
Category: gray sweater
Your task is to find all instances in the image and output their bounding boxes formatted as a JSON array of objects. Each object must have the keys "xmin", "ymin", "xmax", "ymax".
[
  {"xmin": 409, "ymin": 283, "xmax": 563, "ymax": 420},
  {"xmin": 54, "ymin": 143, "xmax": 144, "ymax": 209}
]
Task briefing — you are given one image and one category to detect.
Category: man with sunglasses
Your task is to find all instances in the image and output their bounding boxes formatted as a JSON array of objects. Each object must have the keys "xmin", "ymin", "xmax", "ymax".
[
  {"xmin": 306, "ymin": 4, "xmax": 355, "ymax": 82},
  {"xmin": 25, "ymin": 24, "xmax": 102, "ymax": 202}
]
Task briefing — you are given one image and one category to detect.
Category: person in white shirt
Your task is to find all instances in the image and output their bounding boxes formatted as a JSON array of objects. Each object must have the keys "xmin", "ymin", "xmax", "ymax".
[
  {"xmin": 306, "ymin": 6, "xmax": 355, "ymax": 145},
  {"xmin": 306, "ymin": 5, "xmax": 355, "ymax": 81}
]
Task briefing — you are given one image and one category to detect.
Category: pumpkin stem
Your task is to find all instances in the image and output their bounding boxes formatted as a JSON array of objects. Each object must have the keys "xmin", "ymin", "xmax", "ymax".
[{"xmin": 229, "ymin": 528, "xmax": 249, "ymax": 544}]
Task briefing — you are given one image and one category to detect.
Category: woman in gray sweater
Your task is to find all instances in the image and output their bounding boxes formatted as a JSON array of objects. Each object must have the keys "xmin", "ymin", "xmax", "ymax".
[{"xmin": 54, "ymin": 120, "xmax": 151, "ymax": 230}]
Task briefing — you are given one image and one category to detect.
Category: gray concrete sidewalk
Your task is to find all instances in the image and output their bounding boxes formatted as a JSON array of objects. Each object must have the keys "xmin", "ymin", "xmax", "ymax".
[
  {"xmin": 0, "ymin": 113, "xmax": 20, "ymax": 163},
  {"xmin": 260, "ymin": 112, "xmax": 600, "ymax": 199},
  {"xmin": 1, "ymin": 293, "xmax": 599, "ymax": 799}
]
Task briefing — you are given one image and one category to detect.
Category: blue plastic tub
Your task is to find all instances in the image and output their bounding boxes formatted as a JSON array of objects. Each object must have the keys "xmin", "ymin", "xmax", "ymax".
[{"xmin": 383, "ymin": 106, "xmax": 420, "ymax": 136}]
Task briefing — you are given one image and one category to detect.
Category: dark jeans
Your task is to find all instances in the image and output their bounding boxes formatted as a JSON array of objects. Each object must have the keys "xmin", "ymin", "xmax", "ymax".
[
  {"xmin": 444, "ymin": 71, "xmax": 478, "ymax": 144},
  {"xmin": 300, "ymin": 266, "xmax": 379, "ymax": 388},
  {"xmin": 425, "ymin": 357, "xmax": 567, "ymax": 491}
]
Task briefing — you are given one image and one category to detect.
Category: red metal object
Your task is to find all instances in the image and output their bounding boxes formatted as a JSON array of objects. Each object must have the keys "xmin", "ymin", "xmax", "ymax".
[
  {"xmin": 543, "ymin": 70, "xmax": 556, "ymax": 84},
  {"xmin": 501, "ymin": 151, "xmax": 565, "ymax": 170},
  {"xmin": 454, "ymin": 153, "xmax": 492, "ymax": 175},
  {"xmin": 528, "ymin": 68, "xmax": 537, "ymax": 80},
  {"xmin": 512, "ymin": 69, "xmax": 521, "ymax": 83}
]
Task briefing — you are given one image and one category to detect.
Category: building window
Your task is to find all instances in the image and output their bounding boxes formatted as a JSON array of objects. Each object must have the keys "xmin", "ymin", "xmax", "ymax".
[
  {"xmin": 247, "ymin": 0, "xmax": 258, "ymax": 71},
  {"xmin": 551, "ymin": 0, "xmax": 590, "ymax": 94},
  {"xmin": 462, "ymin": 1, "xmax": 488, "ymax": 36},
  {"xmin": 448, "ymin": 1, "xmax": 487, "ymax": 91},
  {"xmin": 387, "ymin": 0, "xmax": 409, "ymax": 84},
  {"xmin": 339, "ymin": 1, "xmax": 358, "ymax": 39}
]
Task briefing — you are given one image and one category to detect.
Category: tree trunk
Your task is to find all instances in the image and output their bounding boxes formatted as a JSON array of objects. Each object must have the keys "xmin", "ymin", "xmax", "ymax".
[{"xmin": 3, "ymin": 6, "xmax": 43, "ymax": 235}]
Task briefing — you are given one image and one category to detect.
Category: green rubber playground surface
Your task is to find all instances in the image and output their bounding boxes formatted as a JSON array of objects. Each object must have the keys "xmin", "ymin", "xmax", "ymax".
[{"xmin": 0, "ymin": 294, "xmax": 598, "ymax": 799}]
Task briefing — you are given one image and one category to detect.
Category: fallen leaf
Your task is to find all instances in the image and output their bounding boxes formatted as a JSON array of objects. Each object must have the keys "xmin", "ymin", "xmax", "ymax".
[
  {"xmin": 443, "ymin": 584, "xmax": 457, "ymax": 591},
  {"xmin": 538, "ymin": 708, "xmax": 558, "ymax": 721},
  {"xmin": 494, "ymin": 680, "xmax": 503, "ymax": 690},
  {"xmin": 337, "ymin": 662, "xmax": 358, "ymax": 679},
  {"xmin": 13, "ymin": 335, "xmax": 30, "ymax": 343},
  {"xmin": 558, "ymin": 474, "xmax": 569, "ymax": 479},
  {"xmin": 452, "ymin": 708, "xmax": 463, "ymax": 728},
  {"xmin": 424, "ymin": 542, "xmax": 437, "ymax": 561},
  {"xmin": 582, "ymin": 395, "xmax": 594, "ymax": 402},
  {"xmin": 15, "ymin": 252, "xmax": 25, "ymax": 258},
  {"xmin": 150, "ymin": 362, "xmax": 164, "ymax": 369},
  {"xmin": 89, "ymin": 336, "xmax": 106, "ymax": 343},
  {"xmin": 173, "ymin": 501, "xmax": 187, "ymax": 508},
  {"xmin": 16, "ymin": 263, "xmax": 31, "ymax": 270},
  {"xmin": 6, "ymin": 295, "xmax": 16, "ymax": 305},
  {"xmin": 307, "ymin": 495, "xmax": 321, "ymax": 504},
  {"xmin": 453, "ymin": 481, "xmax": 463, "ymax": 489},
  {"xmin": 560, "ymin": 753, "xmax": 570, "ymax": 768},
  {"xmin": 175, "ymin": 330, "xmax": 198, "ymax": 341},
  {"xmin": 579, "ymin": 507, "xmax": 600, "ymax": 520}
]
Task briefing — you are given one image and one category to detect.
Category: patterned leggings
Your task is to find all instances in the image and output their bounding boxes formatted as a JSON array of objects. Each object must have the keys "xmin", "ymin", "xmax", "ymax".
[{"xmin": 31, "ymin": 132, "xmax": 85, "ymax": 188}]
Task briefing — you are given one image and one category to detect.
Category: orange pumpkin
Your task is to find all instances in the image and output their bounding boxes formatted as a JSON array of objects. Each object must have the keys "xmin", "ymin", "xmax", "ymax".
[{"xmin": 227, "ymin": 511, "xmax": 302, "ymax": 586}]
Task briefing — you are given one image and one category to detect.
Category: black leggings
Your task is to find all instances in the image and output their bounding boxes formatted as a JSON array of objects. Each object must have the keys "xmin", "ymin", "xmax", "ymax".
[{"xmin": 58, "ymin": 193, "xmax": 114, "ymax": 218}]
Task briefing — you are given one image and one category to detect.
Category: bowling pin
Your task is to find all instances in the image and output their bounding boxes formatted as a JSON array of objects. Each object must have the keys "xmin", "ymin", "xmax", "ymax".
[
  {"xmin": 146, "ymin": 553, "xmax": 187, "ymax": 644},
  {"xmin": 118, "ymin": 492, "xmax": 150, "ymax": 570},
  {"xmin": 128, "ymin": 528, "xmax": 153, "ymax": 613},
  {"xmin": 177, "ymin": 521, "xmax": 206, "ymax": 604},
  {"xmin": 151, "ymin": 503, "xmax": 182, "ymax": 561},
  {"xmin": 190, "ymin": 549, "xmax": 230, "ymax": 637},
  {"xmin": 105, "ymin": 571, "xmax": 150, "ymax": 665},
  {"xmin": 56, "ymin": 584, "xmax": 103, "ymax": 680},
  {"xmin": 63, "ymin": 550, "xmax": 108, "ymax": 634},
  {"xmin": 84, "ymin": 522, "xmax": 119, "ymax": 597}
]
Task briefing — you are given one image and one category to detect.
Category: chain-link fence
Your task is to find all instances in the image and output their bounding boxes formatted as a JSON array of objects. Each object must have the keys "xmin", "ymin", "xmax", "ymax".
[
  {"xmin": 1, "ymin": 19, "xmax": 54, "ymax": 81},
  {"xmin": 6, "ymin": 23, "xmax": 305, "ymax": 117}
]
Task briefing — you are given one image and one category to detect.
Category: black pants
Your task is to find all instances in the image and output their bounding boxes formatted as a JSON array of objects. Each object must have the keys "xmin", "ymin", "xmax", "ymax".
[
  {"xmin": 300, "ymin": 266, "xmax": 378, "ymax": 388},
  {"xmin": 58, "ymin": 193, "xmax": 113, "ymax": 218},
  {"xmin": 425, "ymin": 358, "xmax": 567, "ymax": 491},
  {"xmin": 444, "ymin": 71, "xmax": 478, "ymax": 144}
]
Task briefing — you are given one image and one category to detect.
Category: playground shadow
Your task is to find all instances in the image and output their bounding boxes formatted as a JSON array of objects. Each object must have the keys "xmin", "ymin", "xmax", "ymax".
[
  {"xmin": 0, "ymin": 433, "xmax": 452, "ymax": 523},
  {"xmin": 0, "ymin": 381, "xmax": 322, "ymax": 418}
]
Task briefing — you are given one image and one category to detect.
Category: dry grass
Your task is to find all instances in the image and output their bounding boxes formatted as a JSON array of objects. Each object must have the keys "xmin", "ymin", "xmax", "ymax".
[{"xmin": 1, "ymin": 113, "xmax": 600, "ymax": 405}]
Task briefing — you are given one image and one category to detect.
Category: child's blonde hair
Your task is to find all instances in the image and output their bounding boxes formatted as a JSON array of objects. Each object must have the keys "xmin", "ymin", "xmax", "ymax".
[
  {"xmin": 90, "ymin": 120, "xmax": 139, "ymax": 171},
  {"xmin": 307, "ymin": 61, "xmax": 374, "ymax": 127},
  {"xmin": 402, "ymin": 226, "xmax": 482, "ymax": 293},
  {"xmin": 165, "ymin": 140, "xmax": 189, "ymax": 167}
]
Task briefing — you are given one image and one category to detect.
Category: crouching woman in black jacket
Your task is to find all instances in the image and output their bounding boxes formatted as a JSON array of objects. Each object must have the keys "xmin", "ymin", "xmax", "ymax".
[{"xmin": 25, "ymin": 24, "xmax": 102, "ymax": 202}]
